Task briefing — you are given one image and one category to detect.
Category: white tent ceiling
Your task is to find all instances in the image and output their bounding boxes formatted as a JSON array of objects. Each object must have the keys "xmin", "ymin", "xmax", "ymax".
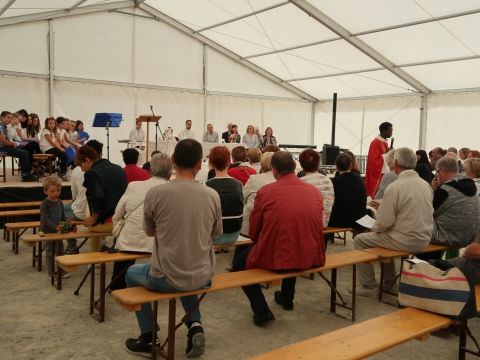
[{"xmin": 0, "ymin": 0, "xmax": 479, "ymax": 101}]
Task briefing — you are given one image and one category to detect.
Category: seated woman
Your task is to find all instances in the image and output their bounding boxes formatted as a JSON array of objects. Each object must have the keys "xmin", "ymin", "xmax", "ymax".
[
  {"xmin": 206, "ymin": 146, "xmax": 243, "ymax": 245},
  {"xmin": 75, "ymin": 120, "xmax": 90, "ymax": 145},
  {"xmin": 464, "ymin": 158, "xmax": 480, "ymax": 193},
  {"xmin": 374, "ymin": 149, "xmax": 397, "ymax": 199},
  {"xmin": 40, "ymin": 117, "xmax": 69, "ymax": 180},
  {"xmin": 329, "ymin": 153, "xmax": 367, "ymax": 229},
  {"xmin": 111, "ymin": 153, "xmax": 172, "ymax": 289},
  {"xmin": 415, "ymin": 149, "xmax": 434, "ymax": 183},
  {"xmin": 247, "ymin": 147, "xmax": 262, "ymax": 173},
  {"xmin": 299, "ymin": 149, "xmax": 335, "ymax": 228},
  {"xmin": 241, "ymin": 152, "xmax": 275, "ymax": 236}
]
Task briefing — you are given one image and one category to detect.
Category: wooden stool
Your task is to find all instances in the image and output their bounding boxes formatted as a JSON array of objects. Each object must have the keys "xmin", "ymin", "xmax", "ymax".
[
  {"xmin": 33, "ymin": 153, "xmax": 55, "ymax": 177},
  {"xmin": 0, "ymin": 152, "xmax": 7, "ymax": 182}
]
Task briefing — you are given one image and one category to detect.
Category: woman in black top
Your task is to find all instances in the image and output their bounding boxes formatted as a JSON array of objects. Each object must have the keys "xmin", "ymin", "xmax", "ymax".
[
  {"xmin": 329, "ymin": 153, "xmax": 367, "ymax": 229},
  {"xmin": 206, "ymin": 146, "xmax": 243, "ymax": 245},
  {"xmin": 415, "ymin": 150, "xmax": 434, "ymax": 183}
]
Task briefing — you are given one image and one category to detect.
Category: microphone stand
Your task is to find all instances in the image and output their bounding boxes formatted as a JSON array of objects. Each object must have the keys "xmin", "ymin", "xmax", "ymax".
[{"xmin": 150, "ymin": 105, "xmax": 164, "ymax": 152}]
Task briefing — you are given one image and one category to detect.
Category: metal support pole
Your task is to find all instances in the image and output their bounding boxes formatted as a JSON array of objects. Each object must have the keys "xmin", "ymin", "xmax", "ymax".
[
  {"xmin": 419, "ymin": 95, "xmax": 428, "ymax": 149},
  {"xmin": 310, "ymin": 102, "xmax": 315, "ymax": 145},
  {"xmin": 360, "ymin": 102, "xmax": 366, "ymax": 155},
  {"xmin": 331, "ymin": 93, "xmax": 337, "ymax": 146},
  {"xmin": 202, "ymin": 45, "xmax": 208, "ymax": 132},
  {"xmin": 48, "ymin": 20, "xmax": 54, "ymax": 116}
]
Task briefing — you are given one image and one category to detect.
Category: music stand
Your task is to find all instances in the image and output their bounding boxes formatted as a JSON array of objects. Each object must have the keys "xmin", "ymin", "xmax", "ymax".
[
  {"xmin": 137, "ymin": 115, "xmax": 161, "ymax": 161},
  {"xmin": 93, "ymin": 113, "xmax": 122, "ymax": 160}
]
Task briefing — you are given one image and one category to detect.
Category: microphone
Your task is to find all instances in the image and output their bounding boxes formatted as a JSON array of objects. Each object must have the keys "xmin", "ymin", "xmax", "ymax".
[{"xmin": 390, "ymin": 137, "xmax": 394, "ymax": 150}]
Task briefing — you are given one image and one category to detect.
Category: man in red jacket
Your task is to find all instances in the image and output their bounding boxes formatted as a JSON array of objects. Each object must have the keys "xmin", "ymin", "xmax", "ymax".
[
  {"xmin": 365, "ymin": 122, "xmax": 392, "ymax": 197},
  {"xmin": 233, "ymin": 151, "xmax": 325, "ymax": 326}
]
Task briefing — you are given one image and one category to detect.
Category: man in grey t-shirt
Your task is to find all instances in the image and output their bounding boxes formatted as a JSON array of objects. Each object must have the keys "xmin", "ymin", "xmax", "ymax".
[{"xmin": 124, "ymin": 139, "xmax": 222, "ymax": 358}]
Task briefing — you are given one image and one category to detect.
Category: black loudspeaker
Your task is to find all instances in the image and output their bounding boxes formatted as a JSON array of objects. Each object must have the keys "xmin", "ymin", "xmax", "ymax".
[{"xmin": 322, "ymin": 145, "xmax": 339, "ymax": 165}]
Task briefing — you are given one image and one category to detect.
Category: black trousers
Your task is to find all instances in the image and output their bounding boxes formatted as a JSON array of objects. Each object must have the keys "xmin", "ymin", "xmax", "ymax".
[
  {"xmin": 232, "ymin": 246, "xmax": 296, "ymax": 315},
  {"xmin": 110, "ymin": 259, "xmax": 136, "ymax": 291},
  {"xmin": 46, "ymin": 148, "xmax": 68, "ymax": 174}
]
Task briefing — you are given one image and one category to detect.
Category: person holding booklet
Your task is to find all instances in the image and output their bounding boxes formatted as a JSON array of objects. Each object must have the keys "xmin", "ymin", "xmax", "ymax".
[{"xmin": 353, "ymin": 147, "xmax": 434, "ymax": 297}]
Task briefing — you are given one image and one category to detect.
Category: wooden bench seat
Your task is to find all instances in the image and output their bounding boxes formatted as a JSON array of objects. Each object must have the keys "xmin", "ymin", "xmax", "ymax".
[
  {"xmin": 5, "ymin": 217, "xmax": 80, "ymax": 255},
  {"xmin": 0, "ymin": 199, "xmax": 72, "ymax": 209},
  {"xmin": 364, "ymin": 244, "xmax": 449, "ymax": 302},
  {"xmin": 251, "ymin": 307, "xmax": 452, "ymax": 360},
  {"xmin": 324, "ymin": 226, "xmax": 353, "ymax": 246},
  {"xmin": 113, "ymin": 249, "xmax": 379, "ymax": 359},
  {"xmin": 22, "ymin": 231, "xmax": 111, "ymax": 286},
  {"xmin": 56, "ymin": 251, "xmax": 151, "ymax": 322},
  {"xmin": 0, "ymin": 208, "xmax": 40, "ymax": 218}
]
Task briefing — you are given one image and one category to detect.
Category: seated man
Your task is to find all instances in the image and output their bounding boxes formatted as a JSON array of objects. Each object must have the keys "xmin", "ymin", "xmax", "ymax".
[
  {"xmin": 228, "ymin": 146, "xmax": 256, "ymax": 185},
  {"xmin": 354, "ymin": 147, "xmax": 434, "ymax": 295},
  {"xmin": 122, "ymin": 148, "xmax": 150, "ymax": 183},
  {"xmin": 124, "ymin": 139, "xmax": 222, "ymax": 358},
  {"xmin": 0, "ymin": 111, "xmax": 36, "ymax": 181},
  {"xmin": 233, "ymin": 152, "xmax": 325, "ymax": 325},
  {"xmin": 431, "ymin": 157, "xmax": 479, "ymax": 248}
]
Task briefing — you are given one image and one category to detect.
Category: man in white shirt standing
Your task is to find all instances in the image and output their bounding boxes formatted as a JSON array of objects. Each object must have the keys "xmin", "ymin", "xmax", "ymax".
[
  {"xmin": 178, "ymin": 119, "xmax": 196, "ymax": 140},
  {"xmin": 129, "ymin": 118, "xmax": 146, "ymax": 164},
  {"xmin": 202, "ymin": 123, "xmax": 218, "ymax": 143},
  {"xmin": 354, "ymin": 147, "xmax": 434, "ymax": 296}
]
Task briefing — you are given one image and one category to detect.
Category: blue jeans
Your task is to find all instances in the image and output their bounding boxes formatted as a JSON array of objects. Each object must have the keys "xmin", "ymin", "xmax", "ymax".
[
  {"xmin": 125, "ymin": 263, "xmax": 204, "ymax": 335},
  {"xmin": 213, "ymin": 231, "xmax": 240, "ymax": 245}
]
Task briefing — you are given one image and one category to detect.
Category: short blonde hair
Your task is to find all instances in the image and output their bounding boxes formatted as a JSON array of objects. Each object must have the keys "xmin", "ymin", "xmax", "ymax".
[
  {"xmin": 247, "ymin": 148, "xmax": 262, "ymax": 164},
  {"xmin": 43, "ymin": 175, "xmax": 62, "ymax": 192},
  {"xmin": 260, "ymin": 152, "xmax": 274, "ymax": 173},
  {"xmin": 464, "ymin": 158, "xmax": 480, "ymax": 178}
]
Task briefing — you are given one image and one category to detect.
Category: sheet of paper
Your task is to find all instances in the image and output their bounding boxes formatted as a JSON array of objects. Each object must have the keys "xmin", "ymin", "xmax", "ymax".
[{"xmin": 356, "ymin": 215, "xmax": 376, "ymax": 229}]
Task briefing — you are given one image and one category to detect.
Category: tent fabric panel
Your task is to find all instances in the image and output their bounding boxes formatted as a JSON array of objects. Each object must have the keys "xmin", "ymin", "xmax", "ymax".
[
  {"xmin": 426, "ymin": 92, "xmax": 480, "ymax": 151},
  {"xmin": 359, "ymin": 21, "xmax": 474, "ymax": 65},
  {"xmin": 206, "ymin": 47, "xmax": 300, "ymax": 99},
  {"xmin": 145, "ymin": 0, "xmax": 283, "ymax": 31},
  {"xmin": 1, "ymin": 0, "xmax": 77, "ymax": 18},
  {"xmin": 402, "ymin": 59, "xmax": 480, "ymax": 91},
  {"xmin": 250, "ymin": 40, "xmax": 380, "ymax": 80},
  {"xmin": 54, "ymin": 79, "xmax": 137, "ymax": 165},
  {"xmin": 201, "ymin": 4, "xmax": 335, "ymax": 57},
  {"xmin": 0, "ymin": 75, "xmax": 49, "ymax": 115},
  {"xmin": 314, "ymin": 96, "xmax": 421, "ymax": 155},
  {"xmin": 134, "ymin": 16, "xmax": 204, "ymax": 90},
  {"xmin": 292, "ymin": 70, "xmax": 415, "ymax": 100},
  {"xmin": 0, "ymin": 21, "xmax": 49, "ymax": 74},
  {"xmin": 263, "ymin": 99, "xmax": 311, "ymax": 145},
  {"xmin": 136, "ymin": 87, "xmax": 204, "ymax": 141},
  {"xmin": 53, "ymin": 12, "xmax": 134, "ymax": 83},
  {"xmin": 206, "ymin": 95, "xmax": 263, "ymax": 138}
]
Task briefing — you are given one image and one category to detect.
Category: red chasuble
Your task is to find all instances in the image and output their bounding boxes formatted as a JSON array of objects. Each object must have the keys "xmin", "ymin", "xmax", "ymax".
[{"xmin": 365, "ymin": 135, "xmax": 389, "ymax": 197}]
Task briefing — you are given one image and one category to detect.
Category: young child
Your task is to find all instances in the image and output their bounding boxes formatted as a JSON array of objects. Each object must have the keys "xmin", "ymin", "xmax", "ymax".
[{"xmin": 40, "ymin": 175, "xmax": 74, "ymax": 278}]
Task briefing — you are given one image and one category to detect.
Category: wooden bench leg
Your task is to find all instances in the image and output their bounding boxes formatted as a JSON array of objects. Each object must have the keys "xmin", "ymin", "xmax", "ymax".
[
  {"xmin": 329, "ymin": 268, "xmax": 337, "ymax": 314},
  {"xmin": 94, "ymin": 263, "xmax": 106, "ymax": 323},
  {"xmin": 378, "ymin": 262, "xmax": 385, "ymax": 302},
  {"xmin": 167, "ymin": 299, "xmax": 176, "ymax": 360},
  {"xmin": 351, "ymin": 264, "xmax": 357, "ymax": 322},
  {"xmin": 90, "ymin": 265, "xmax": 96, "ymax": 316}
]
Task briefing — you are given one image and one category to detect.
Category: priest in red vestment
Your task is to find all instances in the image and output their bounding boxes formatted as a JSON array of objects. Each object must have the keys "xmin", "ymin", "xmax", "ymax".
[{"xmin": 365, "ymin": 122, "xmax": 393, "ymax": 197}]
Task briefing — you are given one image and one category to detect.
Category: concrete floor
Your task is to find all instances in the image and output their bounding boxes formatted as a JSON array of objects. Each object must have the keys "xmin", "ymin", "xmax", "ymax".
[{"xmin": 0, "ymin": 231, "xmax": 478, "ymax": 360}]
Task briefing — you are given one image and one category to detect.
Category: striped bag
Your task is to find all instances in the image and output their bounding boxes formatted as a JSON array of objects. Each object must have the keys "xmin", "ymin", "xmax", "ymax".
[{"xmin": 399, "ymin": 257, "xmax": 471, "ymax": 317}]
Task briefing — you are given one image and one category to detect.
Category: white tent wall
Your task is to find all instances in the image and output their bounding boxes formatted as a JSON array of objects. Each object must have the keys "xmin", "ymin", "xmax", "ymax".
[
  {"xmin": 426, "ymin": 92, "xmax": 480, "ymax": 151},
  {"xmin": 0, "ymin": 75, "xmax": 50, "ymax": 115},
  {"xmin": 314, "ymin": 96, "xmax": 422, "ymax": 155}
]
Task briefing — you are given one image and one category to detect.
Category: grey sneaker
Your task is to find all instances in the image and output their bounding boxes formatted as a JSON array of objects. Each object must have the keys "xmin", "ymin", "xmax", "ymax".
[{"xmin": 186, "ymin": 325, "xmax": 205, "ymax": 358}]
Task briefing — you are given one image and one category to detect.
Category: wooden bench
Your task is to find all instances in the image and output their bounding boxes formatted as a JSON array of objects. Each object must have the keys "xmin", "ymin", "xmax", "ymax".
[
  {"xmin": 22, "ymin": 231, "xmax": 111, "ymax": 286},
  {"xmin": 324, "ymin": 226, "xmax": 354, "ymax": 246},
  {"xmin": 251, "ymin": 307, "xmax": 452, "ymax": 360},
  {"xmin": 112, "ymin": 250, "xmax": 379, "ymax": 359},
  {"xmin": 56, "ymin": 251, "xmax": 151, "ymax": 322},
  {"xmin": 32, "ymin": 153, "xmax": 56, "ymax": 176},
  {"xmin": 459, "ymin": 284, "xmax": 480, "ymax": 360},
  {"xmin": 5, "ymin": 217, "xmax": 80, "ymax": 255},
  {"xmin": 0, "ymin": 199, "xmax": 72, "ymax": 209},
  {"xmin": 0, "ymin": 152, "xmax": 7, "ymax": 182},
  {"xmin": 364, "ymin": 244, "xmax": 449, "ymax": 301}
]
